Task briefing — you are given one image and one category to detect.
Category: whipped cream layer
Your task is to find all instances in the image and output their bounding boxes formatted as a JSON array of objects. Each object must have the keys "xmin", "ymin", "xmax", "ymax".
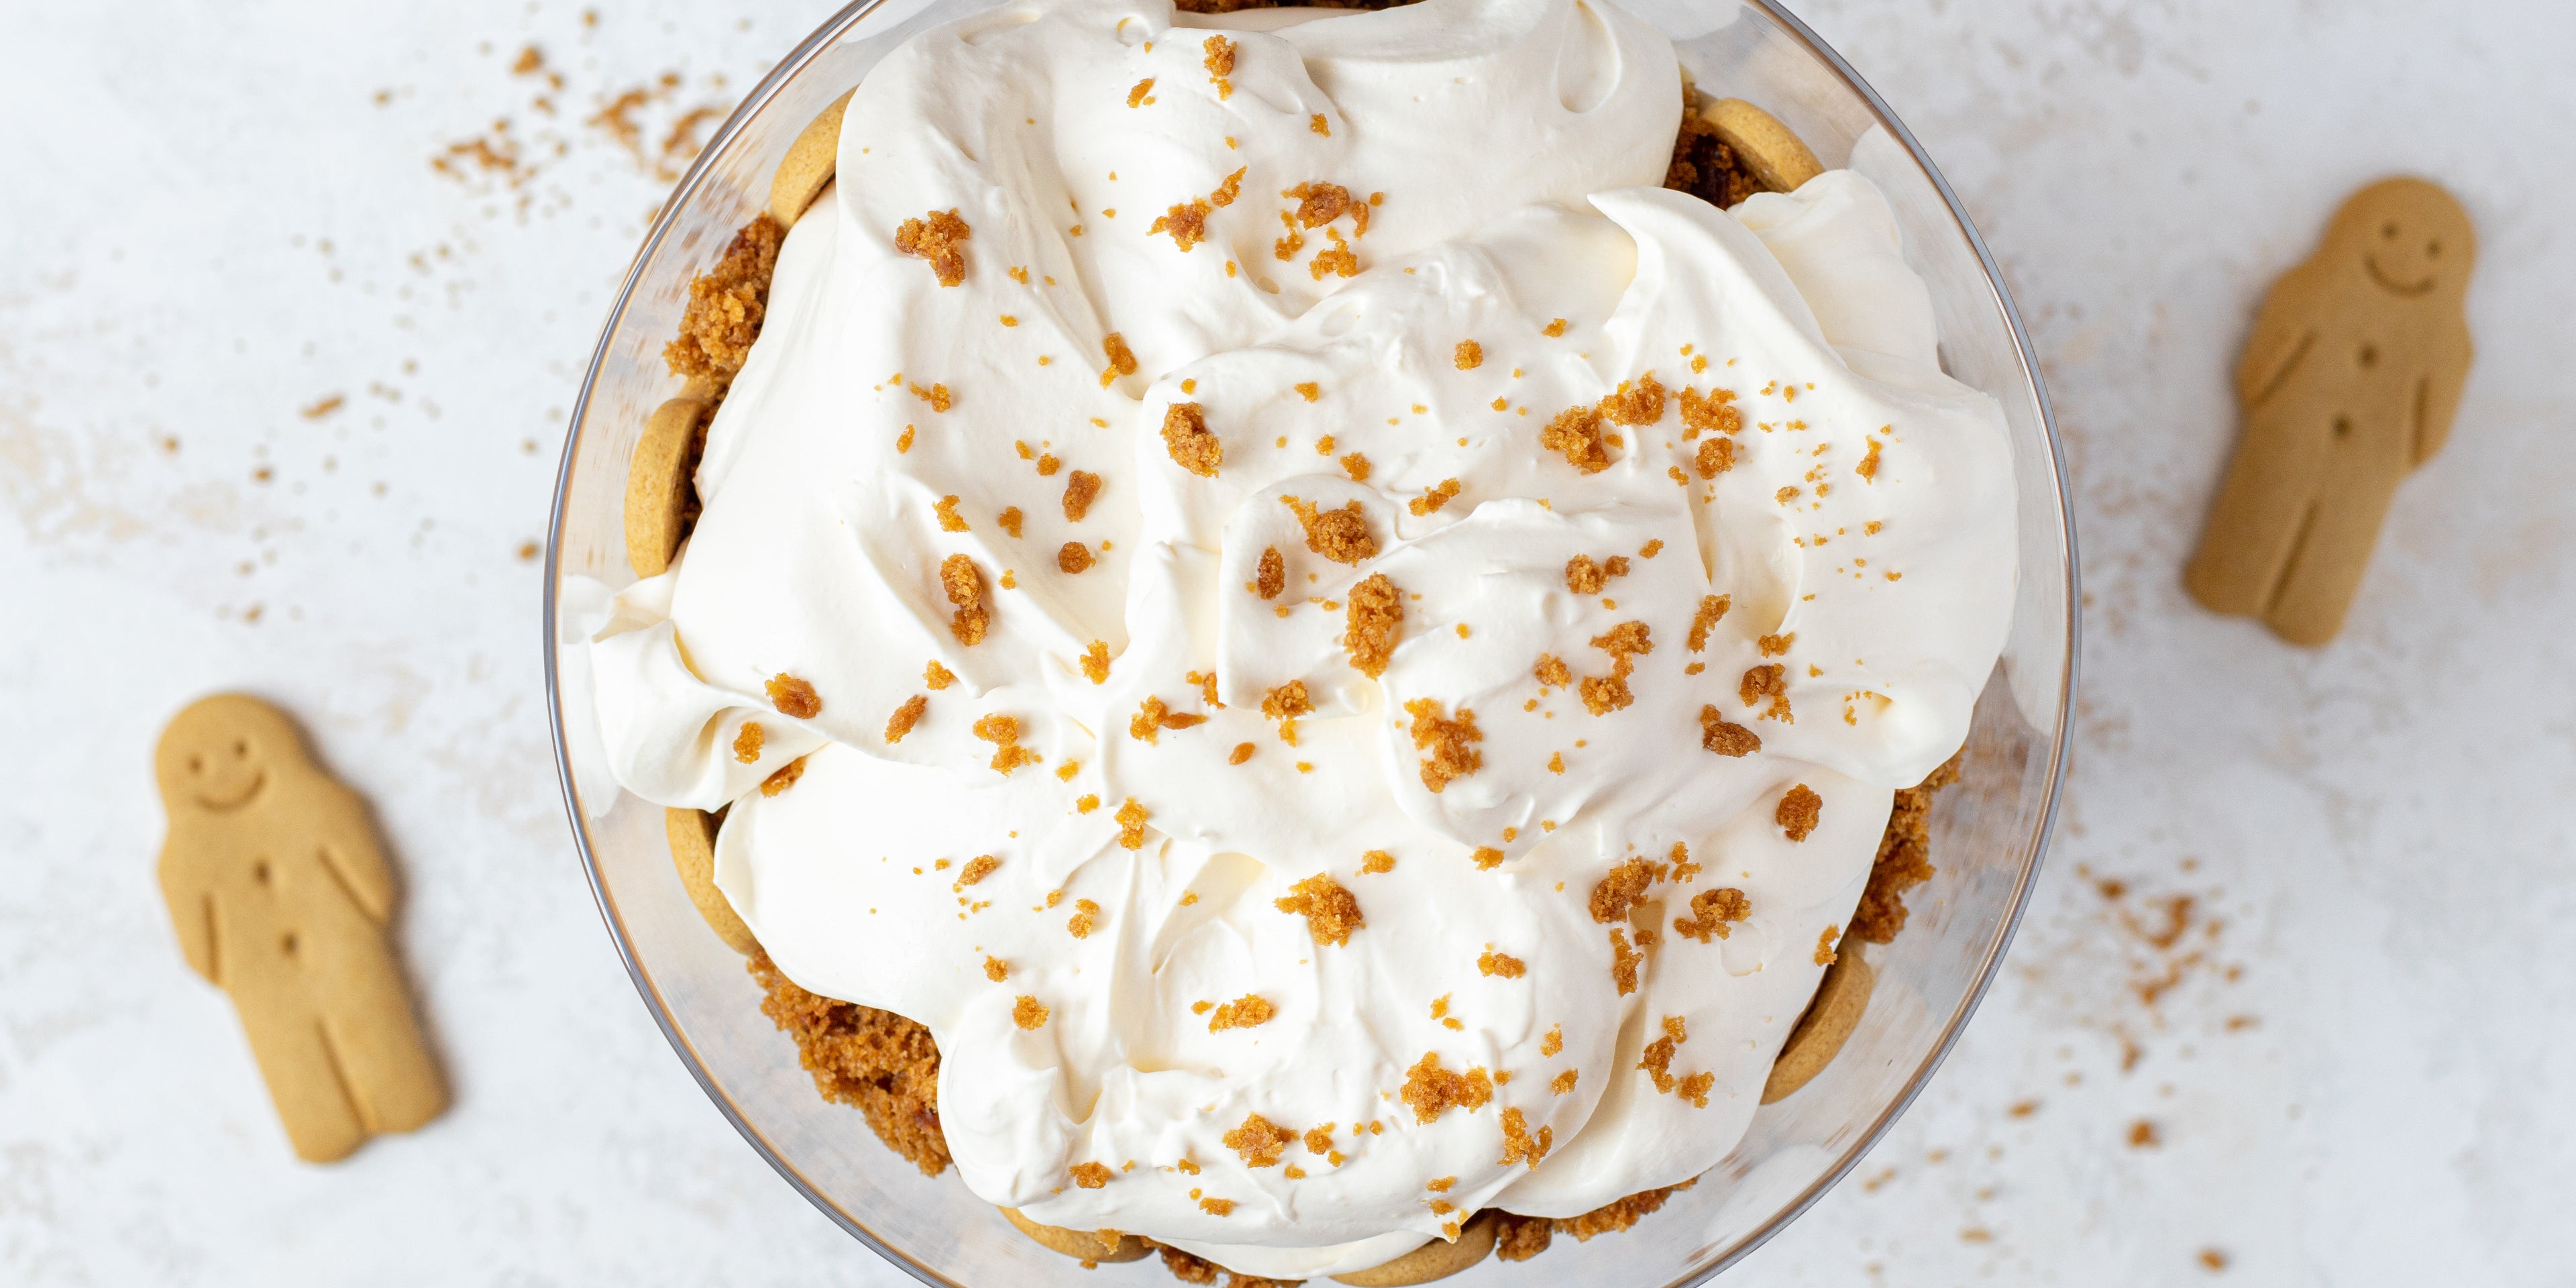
[{"xmin": 590, "ymin": 0, "xmax": 2015, "ymax": 1275}]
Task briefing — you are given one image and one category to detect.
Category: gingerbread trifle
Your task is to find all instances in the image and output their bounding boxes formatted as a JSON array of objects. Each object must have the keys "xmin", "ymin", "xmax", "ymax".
[{"xmin": 590, "ymin": 0, "xmax": 2014, "ymax": 1281}]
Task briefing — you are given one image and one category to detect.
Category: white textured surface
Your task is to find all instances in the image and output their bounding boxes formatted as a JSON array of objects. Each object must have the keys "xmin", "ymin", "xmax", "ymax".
[{"xmin": 3, "ymin": 1, "xmax": 2571, "ymax": 1284}]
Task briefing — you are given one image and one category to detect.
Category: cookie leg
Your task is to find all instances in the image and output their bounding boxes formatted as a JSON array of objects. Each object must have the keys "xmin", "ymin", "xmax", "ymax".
[
  {"xmin": 2261, "ymin": 456, "xmax": 2403, "ymax": 647},
  {"xmin": 321, "ymin": 940, "xmax": 450, "ymax": 1136},
  {"xmin": 2184, "ymin": 407, "xmax": 2330, "ymax": 618},
  {"xmin": 235, "ymin": 996, "xmax": 370, "ymax": 1163}
]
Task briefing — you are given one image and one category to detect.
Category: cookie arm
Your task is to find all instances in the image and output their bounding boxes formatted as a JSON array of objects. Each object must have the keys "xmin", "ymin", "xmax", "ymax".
[
  {"xmin": 2410, "ymin": 322, "xmax": 2473, "ymax": 466},
  {"xmin": 316, "ymin": 786, "xmax": 398, "ymax": 924},
  {"xmin": 157, "ymin": 841, "xmax": 220, "ymax": 985},
  {"xmin": 2233, "ymin": 272, "xmax": 2318, "ymax": 410}
]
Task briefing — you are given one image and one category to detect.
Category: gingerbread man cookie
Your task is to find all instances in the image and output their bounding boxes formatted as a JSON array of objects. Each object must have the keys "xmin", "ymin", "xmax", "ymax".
[
  {"xmin": 154, "ymin": 694, "xmax": 447, "ymax": 1162},
  {"xmin": 2185, "ymin": 178, "xmax": 2475, "ymax": 645}
]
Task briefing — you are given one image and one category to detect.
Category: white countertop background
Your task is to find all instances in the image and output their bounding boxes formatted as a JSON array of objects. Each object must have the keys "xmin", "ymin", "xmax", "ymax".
[{"xmin": 5, "ymin": 1, "xmax": 2572, "ymax": 1283}]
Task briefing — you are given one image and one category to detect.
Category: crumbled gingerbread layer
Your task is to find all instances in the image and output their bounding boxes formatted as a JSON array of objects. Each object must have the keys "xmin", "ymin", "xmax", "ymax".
[
  {"xmin": 1666, "ymin": 99, "xmax": 1763, "ymax": 209},
  {"xmin": 749, "ymin": 951, "xmax": 949, "ymax": 1176},
  {"xmin": 1850, "ymin": 751, "xmax": 1962, "ymax": 943},
  {"xmin": 665, "ymin": 215, "xmax": 783, "ymax": 384}
]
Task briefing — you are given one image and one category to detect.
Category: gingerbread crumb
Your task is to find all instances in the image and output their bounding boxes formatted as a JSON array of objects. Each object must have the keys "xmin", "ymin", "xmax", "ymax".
[
  {"xmin": 998, "ymin": 506, "xmax": 1025, "ymax": 539},
  {"xmin": 1678, "ymin": 385, "xmax": 1743, "ymax": 439},
  {"xmin": 1402, "ymin": 698, "xmax": 1484, "ymax": 793},
  {"xmin": 1284, "ymin": 180, "xmax": 1352, "ymax": 228},
  {"xmin": 924, "ymin": 660, "xmax": 957, "ymax": 690},
  {"xmin": 759, "ymin": 756, "xmax": 806, "ymax": 797},
  {"xmin": 1851, "ymin": 752, "xmax": 1960, "ymax": 943},
  {"xmin": 1115, "ymin": 797, "xmax": 1150, "ymax": 850},
  {"xmin": 1687, "ymin": 594, "xmax": 1731, "ymax": 651},
  {"xmin": 1590, "ymin": 858, "xmax": 1654, "ymax": 924},
  {"xmin": 1672, "ymin": 887, "xmax": 1750, "ymax": 943},
  {"xmin": 1344, "ymin": 573, "xmax": 1403, "ymax": 678},
  {"xmin": 1498, "ymin": 1106, "xmax": 1552, "ymax": 1168},
  {"xmin": 1229, "ymin": 742, "xmax": 1256, "ymax": 765},
  {"xmin": 1254, "ymin": 545, "xmax": 1286, "ymax": 599},
  {"xmin": 1454, "ymin": 340, "xmax": 1483, "ymax": 370},
  {"xmin": 971, "ymin": 713, "xmax": 1040, "ymax": 775},
  {"xmin": 1639, "ymin": 1015, "xmax": 1687, "ymax": 1093},
  {"xmin": 1609, "ymin": 928, "xmax": 1641, "ymax": 996},
  {"xmin": 1059, "ymin": 541, "xmax": 1095, "ymax": 574},
  {"xmin": 1161, "ymin": 402, "xmax": 1222, "ymax": 476},
  {"xmin": 1012, "ymin": 996, "xmax": 1050, "ymax": 1030},
  {"xmin": 1776, "ymin": 784, "xmax": 1823, "ymax": 841},
  {"xmin": 885, "ymin": 694, "xmax": 928, "ymax": 744},
  {"xmin": 1472, "ymin": 847, "xmax": 1503, "ymax": 871},
  {"xmin": 1071, "ymin": 1161, "xmax": 1114, "ymax": 1189},
  {"xmin": 955, "ymin": 855, "xmax": 1000, "ymax": 890},
  {"xmin": 1223, "ymin": 1112, "xmax": 1297, "ymax": 1168},
  {"xmin": 1495, "ymin": 1212, "xmax": 1554, "ymax": 1262},
  {"xmin": 749, "ymin": 951, "xmax": 949, "ymax": 1175},
  {"xmin": 1564, "ymin": 553, "xmax": 1631, "ymax": 596},
  {"xmin": 767, "ymin": 674, "xmax": 822, "ymax": 718},
  {"xmin": 1340, "ymin": 451, "xmax": 1373, "ymax": 482},
  {"xmin": 664, "ymin": 215, "xmax": 784, "ymax": 384},
  {"xmin": 1695, "ymin": 437, "xmax": 1736, "ymax": 478},
  {"xmin": 1699, "ymin": 704, "xmax": 1760, "ymax": 757},
  {"xmin": 1409, "ymin": 478, "xmax": 1462, "ymax": 516},
  {"xmin": 1208, "ymin": 996, "xmax": 1275, "ymax": 1031},
  {"xmin": 1534, "ymin": 653, "xmax": 1572, "ymax": 690},
  {"xmin": 733, "ymin": 720, "xmax": 765, "ymax": 764},
  {"xmin": 941, "ymin": 555, "xmax": 989, "ymax": 646},
  {"xmin": 1739, "ymin": 663, "xmax": 1791, "ymax": 722},
  {"xmin": 894, "ymin": 209, "xmax": 971, "ymax": 286},
  {"xmin": 1399, "ymin": 1052, "xmax": 1493, "ymax": 1123},
  {"xmin": 1101, "ymin": 331, "xmax": 1140, "ymax": 387},
  {"xmin": 1157, "ymin": 1246, "xmax": 1222, "ymax": 1285},
  {"xmin": 1360, "ymin": 849, "xmax": 1395, "ymax": 874},
  {"xmin": 1203, "ymin": 35, "xmax": 1237, "ymax": 97},
  {"xmin": 1063, "ymin": 470, "xmax": 1103, "ymax": 522},
  {"xmin": 1081, "ymin": 639, "xmax": 1112, "ymax": 684},
  {"xmin": 1857, "ymin": 437, "xmax": 1884, "ymax": 480},
  {"xmin": 1600, "ymin": 373, "xmax": 1667, "ymax": 426},
  {"xmin": 1479, "ymin": 950, "xmax": 1526, "ymax": 978},
  {"xmin": 984, "ymin": 956, "xmax": 1008, "ymax": 981},
  {"xmin": 1540, "ymin": 404, "xmax": 1611, "ymax": 474},
  {"xmin": 1281, "ymin": 494, "xmax": 1377, "ymax": 564},
  {"xmin": 1815, "ymin": 924, "xmax": 1841, "ymax": 966},
  {"xmin": 1275, "ymin": 873, "xmax": 1362, "ymax": 946}
]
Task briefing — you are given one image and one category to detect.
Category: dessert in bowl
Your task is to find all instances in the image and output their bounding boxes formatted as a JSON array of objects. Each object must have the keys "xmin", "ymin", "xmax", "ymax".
[{"xmin": 546, "ymin": 0, "xmax": 2074, "ymax": 1283}]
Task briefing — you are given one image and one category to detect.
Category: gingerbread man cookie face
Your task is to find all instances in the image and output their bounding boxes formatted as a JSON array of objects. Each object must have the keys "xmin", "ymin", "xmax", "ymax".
[
  {"xmin": 2186, "ymin": 178, "xmax": 2475, "ymax": 645},
  {"xmin": 154, "ymin": 694, "xmax": 447, "ymax": 1162}
]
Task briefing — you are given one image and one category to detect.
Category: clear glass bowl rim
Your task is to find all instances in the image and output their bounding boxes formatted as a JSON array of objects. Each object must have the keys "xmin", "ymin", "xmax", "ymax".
[{"xmin": 541, "ymin": 2, "xmax": 2080, "ymax": 1283}]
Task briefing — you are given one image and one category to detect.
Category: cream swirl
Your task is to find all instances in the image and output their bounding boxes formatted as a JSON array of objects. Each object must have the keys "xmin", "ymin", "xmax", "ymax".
[{"xmin": 588, "ymin": 0, "xmax": 2013, "ymax": 1277}]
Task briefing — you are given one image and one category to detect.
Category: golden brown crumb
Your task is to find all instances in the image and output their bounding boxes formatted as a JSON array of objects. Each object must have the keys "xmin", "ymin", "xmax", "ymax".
[
  {"xmin": 1101, "ymin": 331, "xmax": 1140, "ymax": 388},
  {"xmin": 1409, "ymin": 478, "xmax": 1462, "ymax": 517},
  {"xmin": 1851, "ymin": 753, "xmax": 1959, "ymax": 943},
  {"xmin": 1542, "ymin": 318, "xmax": 1568, "ymax": 337},
  {"xmin": 1081, "ymin": 639, "xmax": 1112, "ymax": 684},
  {"xmin": 1482, "ymin": 1213, "xmax": 1550, "ymax": 1264},
  {"xmin": 1034, "ymin": 453, "xmax": 1061, "ymax": 476},
  {"xmin": 1560, "ymin": 1180, "xmax": 1695, "ymax": 1242},
  {"xmin": 1360, "ymin": 849, "xmax": 1395, "ymax": 874},
  {"xmin": 1400, "ymin": 1053, "xmax": 1494, "ymax": 1124},
  {"xmin": 1678, "ymin": 385, "xmax": 1742, "ymax": 439},
  {"xmin": 664, "ymin": 215, "xmax": 784, "ymax": 384},
  {"xmin": 1130, "ymin": 695, "xmax": 1210, "ymax": 744},
  {"xmin": 1161, "ymin": 402, "xmax": 1222, "ymax": 476},
  {"xmin": 895, "ymin": 209, "xmax": 971, "ymax": 286},
  {"xmin": 1540, "ymin": 404, "xmax": 1611, "ymax": 474},
  {"xmin": 1686, "ymin": 594, "xmax": 1731, "ymax": 652},
  {"xmin": 1739, "ymin": 663, "xmax": 1791, "ymax": 722},
  {"xmin": 1208, "ymin": 996, "xmax": 1275, "ymax": 1031},
  {"xmin": 1534, "ymin": 653, "xmax": 1572, "ymax": 690},
  {"xmin": 1197, "ymin": 1196, "xmax": 1235, "ymax": 1217},
  {"xmin": 1203, "ymin": 34, "xmax": 1237, "ymax": 96},
  {"xmin": 1309, "ymin": 227, "xmax": 1359, "ymax": 280},
  {"xmin": 759, "ymin": 756, "xmax": 807, "ymax": 797},
  {"xmin": 1758, "ymin": 631, "xmax": 1796, "ymax": 657},
  {"xmin": 1115, "ymin": 797, "xmax": 1150, "ymax": 849},
  {"xmin": 1340, "ymin": 451, "xmax": 1373, "ymax": 482},
  {"xmin": 924, "ymin": 660, "xmax": 957, "ymax": 691},
  {"xmin": 1579, "ymin": 621, "xmax": 1652, "ymax": 715},
  {"xmin": 1564, "ymin": 554, "xmax": 1631, "ymax": 595},
  {"xmin": 1699, "ymin": 710, "xmax": 1757, "ymax": 762},
  {"xmin": 884, "ymin": 694, "xmax": 928, "ymax": 744},
  {"xmin": 1065, "ymin": 898, "xmax": 1100, "ymax": 938},
  {"xmin": 1479, "ymin": 950, "xmax": 1526, "ymax": 978},
  {"xmin": 1151, "ymin": 199, "xmax": 1212, "ymax": 251},
  {"xmin": 748, "ymin": 951, "xmax": 949, "ymax": 1176},
  {"xmin": 1317, "ymin": 580, "xmax": 1396, "ymax": 684},
  {"xmin": 1402, "ymin": 698, "xmax": 1484, "ymax": 793},
  {"xmin": 1063, "ymin": 470, "xmax": 1102, "ymax": 522},
  {"xmin": 1309, "ymin": 113, "xmax": 1330, "ymax": 136},
  {"xmin": 1549, "ymin": 1069, "xmax": 1580, "ymax": 1096},
  {"xmin": 1471, "ymin": 847, "xmax": 1504, "ymax": 871},
  {"xmin": 1590, "ymin": 859, "xmax": 1654, "ymax": 924},
  {"xmin": 1127, "ymin": 76, "xmax": 1155, "ymax": 107},
  {"xmin": 1609, "ymin": 928, "xmax": 1641, "ymax": 996},
  {"xmin": 933, "ymin": 494, "xmax": 969, "ymax": 532},
  {"xmin": 1293, "ymin": 381, "xmax": 1321, "ymax": 402},
  {"xmin": 1498, "ymin": 1106, "xmax": 1553, "ymax": 1168},
  {"xmin": 1059, "ymin": 541, "xmax": 1095, "ymax": 574},
  {"xmin": 1071, "ymin": 1161, "xmax": 1114, "ymax": 1189},
  {"xmin": 1638, "ymin": 1015, "xmax": 1686, "ymax": 1093},
  {"xmin": 996, "ymin": 506, "xmax": 1026, "ymax": 539},
  {"xmin": 1777, "ymin": 784, "xmax": 1823, "ymax": 841},
  {"xmin": 1857, "ymin": 437, "xmax": 1884, "ymax": 480},
  {"xmin": 1012, "ymin": 996, "xmax": 1049, "ymax": 1030},
  {"xmin": 1299, "ymin": 1124, "xmax": 1336, "ymax": 1155},
  {"xmin": 1695, "ymin": 436, "xmax": 1736, "ymax": 478},
  {"xmin": 1224, "ymin": 1112, "xmax": 1297, "ymax": 1167},
  {"xmin": 984, "ymin": 956, "xmax": 1008, "ymax": 981},
  {"xmin": 1672, "ymin": 887, "xmax": 1750, "ymax": 943},
  {"xmin": 766, "ymin": 674, "xmax": 822, "ymax": 718},
  {"xmin": 1815, "ymin": 924, "xmax": 1841, "ymax": 965},
  {"xmin": 1253, "ymin": 545, "xmax": 1287, "ymax": 600},
  {"xmin": 941, "ymin": 555, "xmax": 989, "ymax": 646},
  {"xmin": 733, "ymin": 720, "xmax": 765, "ymax": 764},
  {"xmin": 1157, "ymin": 1245, "xmax": 1222, "ymax": 1285},
  {"xmin": 1539, "ymin": 1024, "xmax": 1563, "ymax": 1057},
  {"xmin": 955, "ymin": 855, "xmax": 1000, "ymax": 890},
  {"xmin": 1275, "ymin": 873, "xmax": 1362, "ymax": 946},
  {"xmin": 1229, "ymin": 742, "xmax": 1256, "ymax": 765},
  {"xmin": 1676, "ymin": 1071, "xmax": 1714, "ymax": 1108},
  {"xmin": 1600, "ymin": 373, "xmax": 1666, "ymax": 426},
  {"xmin": 1285, "ymin": 180, "xmax": 1351, "ymax": 228},
  {"xmin": 1281, "ymin": 494, "xmax": 1377, "ymax": 564},
  {"xmin": 1438, "ymin": 341, "xmax": 1480, "ymax": 375}
]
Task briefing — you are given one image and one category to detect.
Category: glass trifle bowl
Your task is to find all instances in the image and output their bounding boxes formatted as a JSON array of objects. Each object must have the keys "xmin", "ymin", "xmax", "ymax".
[{"xmin": 543, "ymin": 0, "xmax": 2076, "ymax": 1283}]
